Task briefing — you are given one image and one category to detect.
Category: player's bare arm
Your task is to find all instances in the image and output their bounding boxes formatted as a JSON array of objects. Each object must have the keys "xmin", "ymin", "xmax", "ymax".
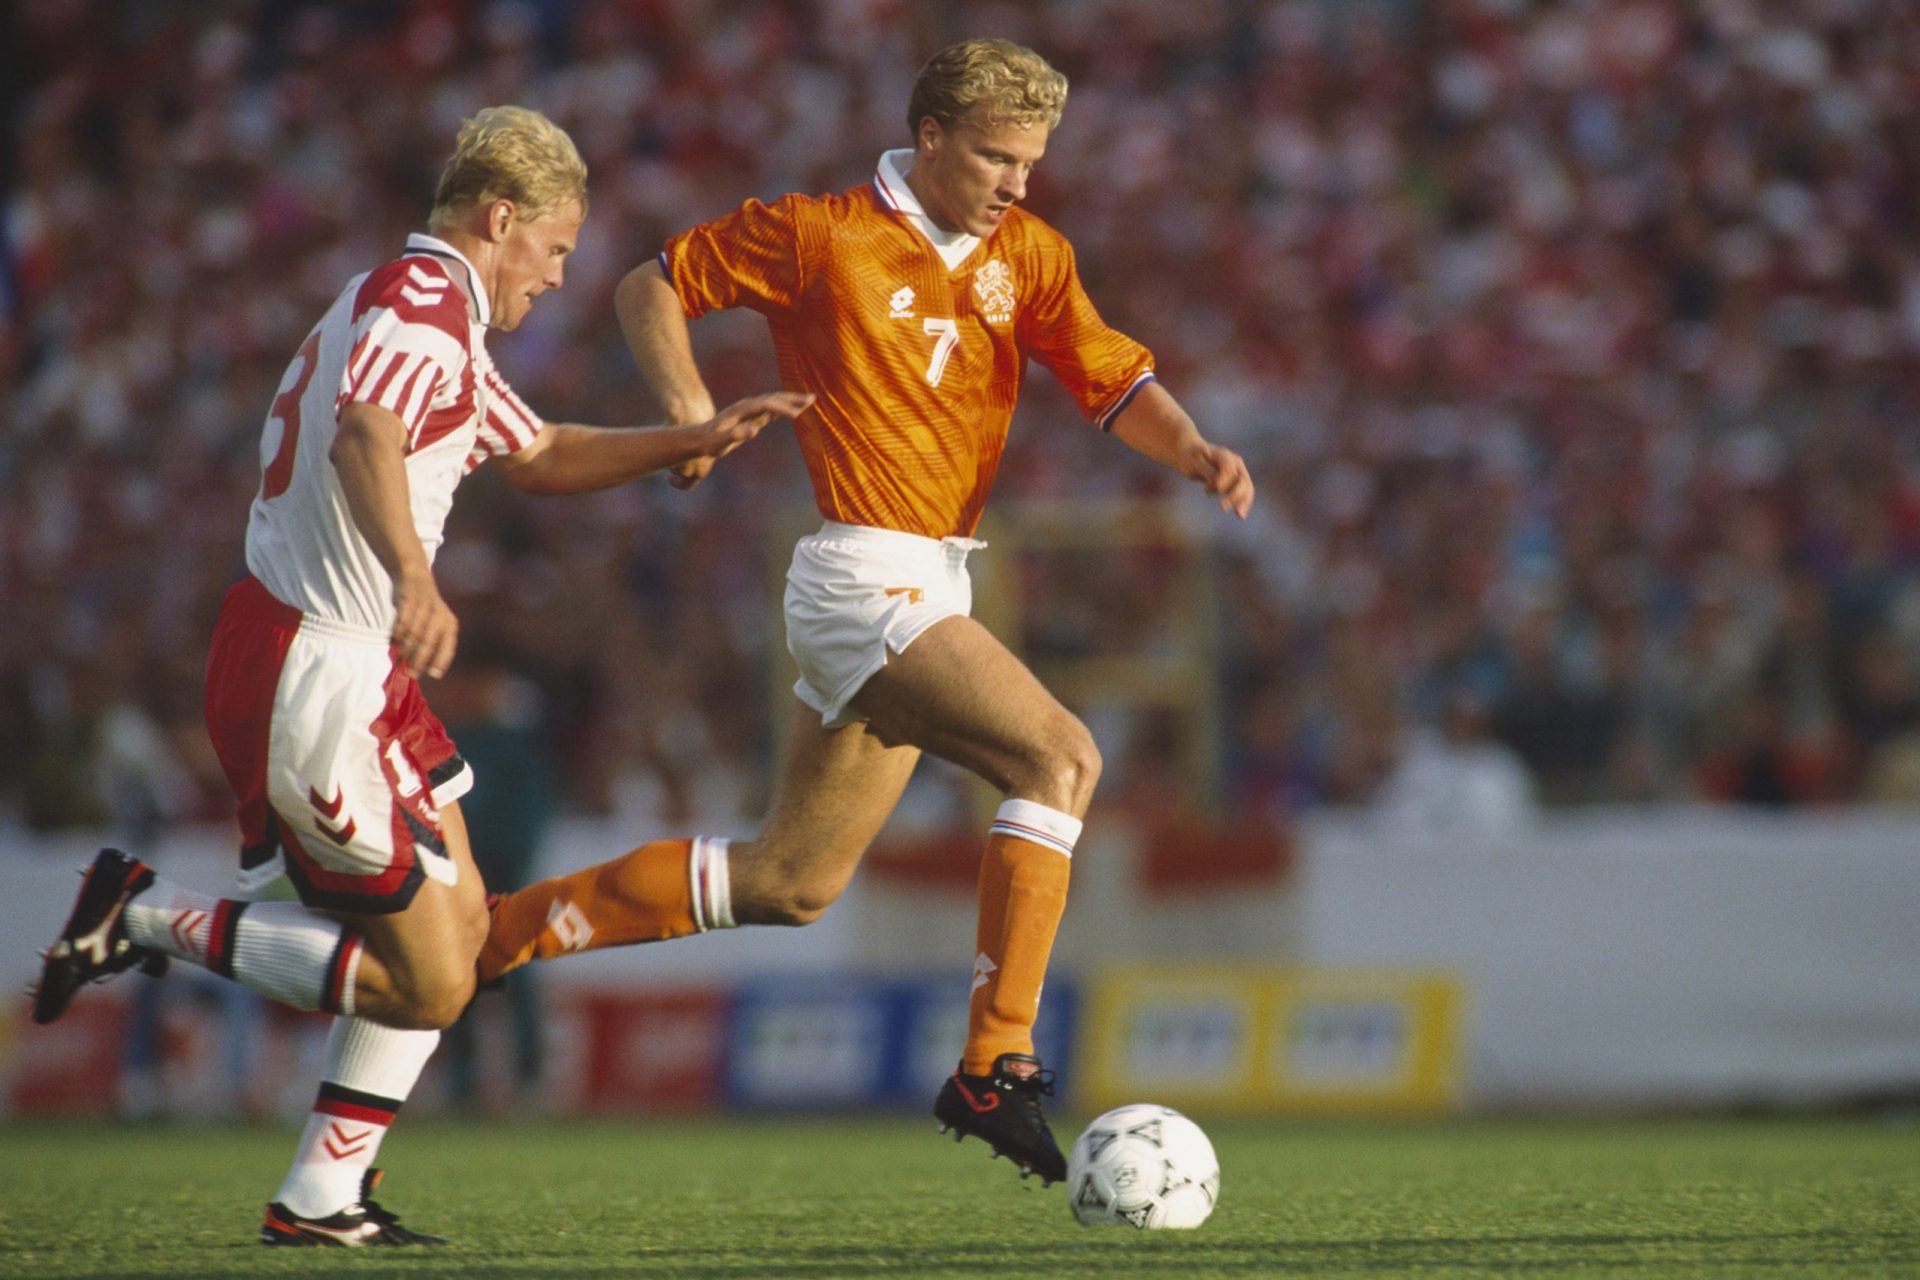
[
  {"xmin": 615, "ymin": 259, "xmax": 715, "ymax": 420},
  {"xmin": 1109, "ymin": 381, "xmax": 1255, "ymax": 518},
  {"xmin": 615, "ymin": 259, "xmax": 725, "ymax": 489},
  {"xmin": 496, "ymin": 391, "xmax": 814, "ymax": 495},
  {"xmin": 330, "ymin": 401, "xmax": 459, "ymax": 679}
]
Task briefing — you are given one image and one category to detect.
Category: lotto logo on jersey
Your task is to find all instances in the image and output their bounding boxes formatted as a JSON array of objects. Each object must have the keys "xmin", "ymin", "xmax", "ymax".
[
  {"xmin": 888, "ymin": 285, "xmax": 916, "ymax": 319},
  {"xmin": 973, "ymin": 260, "xmax": 1015, "ymax": 323}
]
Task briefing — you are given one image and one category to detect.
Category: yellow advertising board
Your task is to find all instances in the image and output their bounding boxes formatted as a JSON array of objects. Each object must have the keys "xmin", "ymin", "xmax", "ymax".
[{"xmin": 1079, "ymin": 965, "xmax": 1464, "ymax": 1115}]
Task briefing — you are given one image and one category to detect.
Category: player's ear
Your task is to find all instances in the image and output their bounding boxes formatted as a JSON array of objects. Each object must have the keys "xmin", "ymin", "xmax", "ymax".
[
  {"xmin": 486, "ymin": 199, "xmax": 516, "ymax": 242},
  {"xmin": 916, "ymin": 116, "xmax": 944, "ymax": 156}
]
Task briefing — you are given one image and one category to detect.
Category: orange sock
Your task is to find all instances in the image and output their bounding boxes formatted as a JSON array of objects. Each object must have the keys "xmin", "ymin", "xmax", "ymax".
[
  {"xmin": 477, "ymin": 837, "xmax": 734, "ymax": 981},
  {"xmin": 963, "ymin": 801, "xmax": 1079, "ymax": 1075}
]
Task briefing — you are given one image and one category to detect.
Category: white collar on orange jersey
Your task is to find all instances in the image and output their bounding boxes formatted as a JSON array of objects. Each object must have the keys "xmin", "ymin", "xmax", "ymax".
[
  {"xmin": 405, "ymin": 232, "xmax": 489, "ymax": 327},
  {"xmin": 873, "ymin": 149, "xmax": 981, "ymax": 271}
]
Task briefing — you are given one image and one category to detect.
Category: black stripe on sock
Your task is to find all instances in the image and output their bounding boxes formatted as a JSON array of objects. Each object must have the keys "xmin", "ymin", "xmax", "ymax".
[
  {"xmin": 319, "ymin": 931, "xmax": 355, "ymax": 1015},
  {"xmin": 209, "ymin": 902, "xmax": 248, "ymax": 979},
  {"xmin": 316, "ymin": 1081, "xmax": 405, "ymax": 1116}
]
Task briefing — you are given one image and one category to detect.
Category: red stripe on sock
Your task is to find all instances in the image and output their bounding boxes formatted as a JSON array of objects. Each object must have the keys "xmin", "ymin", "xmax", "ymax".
[
  {"xmin": 204, "ymin": 900, "xmax": 239, "ymax": 976},
  {"xmin": 313, "ymin": 1096, "xmax": 396, "ymax": 1126},
  {"xmin": 322, "ymin": 934, "xmax": 361, "ymax": 1015}
]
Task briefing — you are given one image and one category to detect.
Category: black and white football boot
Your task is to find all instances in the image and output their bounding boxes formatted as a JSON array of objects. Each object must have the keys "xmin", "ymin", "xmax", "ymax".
[
  {"xmin": 261, "ymin": 1169, "xmax": 447, "ymax": 1247},
  {"xmin": 933, "ymin": 1051, "xmax": 1069, "ymax": 1185},
  {"xmin": 31, "ymin": 847, "xmax": 167, "ymax": 1025}
]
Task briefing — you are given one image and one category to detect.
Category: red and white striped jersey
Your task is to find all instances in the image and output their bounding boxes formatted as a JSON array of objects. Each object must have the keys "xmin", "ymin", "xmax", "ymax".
[{"xmin": 244, "ymin": 233, "xmax": 543, "ymax": 633}]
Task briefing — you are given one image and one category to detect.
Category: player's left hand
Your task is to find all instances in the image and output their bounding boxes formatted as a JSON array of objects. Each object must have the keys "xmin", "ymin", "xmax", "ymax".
[
  {"xmin": 1184, "ymin": 441, "xmax": 1255, "ymax": 518},
  {"xmin": 672, "ymin": 391, "xmax": 815, "ymax": 490}
]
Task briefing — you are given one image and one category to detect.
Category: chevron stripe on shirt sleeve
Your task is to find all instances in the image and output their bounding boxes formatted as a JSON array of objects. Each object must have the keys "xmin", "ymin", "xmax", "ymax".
[
  {"xmin": 470, "ymin": 364, "xmax": 545, "ymax": 465},
  {"xmin": 341, "ymin": 262, "xmax": 468, "ymax": 438}
]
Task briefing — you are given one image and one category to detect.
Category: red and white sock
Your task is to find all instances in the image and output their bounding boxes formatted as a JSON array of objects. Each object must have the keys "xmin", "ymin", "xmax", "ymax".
[
  {"xmin": 274, "ymin": 1017, "xmax": 441, "ymax": 1217},
  {"xmin": 123, "ymin": 877, "xmax": 361, "ymax": 1015}
]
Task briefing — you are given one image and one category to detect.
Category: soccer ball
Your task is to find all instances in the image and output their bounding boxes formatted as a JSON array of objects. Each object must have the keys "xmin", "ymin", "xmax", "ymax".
[{"xmin": 1066, "ymin": 1104, "xmax": 1220, "ymax": 1229}]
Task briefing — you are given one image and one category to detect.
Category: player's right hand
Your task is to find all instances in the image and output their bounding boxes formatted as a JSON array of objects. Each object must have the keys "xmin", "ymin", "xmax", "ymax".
[
  {"xmin": 391, "ymin": 568, "xmax": 458, "ymax": 680},
  {"xmin": 667, "ymin": 457, "xmax": 715, "ymax": 490},
  {"xmin": 672, "ymin": 391, "xmax": 815, "ymax": 489}
]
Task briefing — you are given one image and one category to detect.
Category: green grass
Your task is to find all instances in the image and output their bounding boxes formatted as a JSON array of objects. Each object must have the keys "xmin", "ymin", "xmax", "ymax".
[{"xmin": 1, "ymin": 1116, "xmax": 1916, "ymax": 1278}]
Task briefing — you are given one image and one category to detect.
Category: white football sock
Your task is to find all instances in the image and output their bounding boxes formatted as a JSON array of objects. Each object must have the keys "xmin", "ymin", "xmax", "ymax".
[
  {"xmin": 124, "ymin": 876, "xmax": 361, "ymax": 1015},
  {"xmin": 122, "ymin": 878, "xmax": 223, "ymax": 959},
  {"xmin": 274, "ymin": 1017, "xmax": 441, "ymax": 1217}
]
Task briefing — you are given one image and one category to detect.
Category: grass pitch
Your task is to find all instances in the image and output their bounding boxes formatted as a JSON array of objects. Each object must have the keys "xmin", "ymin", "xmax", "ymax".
[{"xmin": 1, "ymin": 1115, "xmax": 1915, "ymax": 1278}]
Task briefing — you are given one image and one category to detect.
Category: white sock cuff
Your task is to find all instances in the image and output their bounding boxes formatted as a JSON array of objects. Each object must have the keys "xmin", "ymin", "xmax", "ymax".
[
  {"xmin": 989, "ymin": 799, "xmax": 1082, "ymax": 858},
  {"xmin": 324, "ymin": 1016, "xmax": 441, "ymax": 1101},
  {"xmin": 689, "ymin": 837, "xmax": 735, "ymax": 931},
  {"xmin": 335, "ymin": 939, "xmax": 364, "ymax": 1019},
  {"xmin": 229, "ymin": 902, "xmax": 355, "ymax": 1014}
]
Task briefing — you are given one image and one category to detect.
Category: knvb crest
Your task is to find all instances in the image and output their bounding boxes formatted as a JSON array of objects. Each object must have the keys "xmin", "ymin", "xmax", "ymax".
[{"xmin": 973, "ymin": 260, "xmax": 1015, "ymax": 322}]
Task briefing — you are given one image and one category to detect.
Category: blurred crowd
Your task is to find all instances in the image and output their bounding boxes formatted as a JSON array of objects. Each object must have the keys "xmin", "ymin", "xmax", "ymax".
[{"xmin": 7, "ymin": 0, "xmax": 1920, "ymax": 841}]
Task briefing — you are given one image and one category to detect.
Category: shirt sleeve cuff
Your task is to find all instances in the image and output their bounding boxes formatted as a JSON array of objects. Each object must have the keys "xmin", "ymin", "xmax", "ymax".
[{"xmin": 1096, "ymin": 370, "xmax": 1157, "ymax": 432}]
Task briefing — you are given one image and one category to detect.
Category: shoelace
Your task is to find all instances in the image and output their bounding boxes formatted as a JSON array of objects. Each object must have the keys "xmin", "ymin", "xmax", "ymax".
[{"xmin": 999, "ymin": 1067, "xmax": 1057, "ymax": 1123}]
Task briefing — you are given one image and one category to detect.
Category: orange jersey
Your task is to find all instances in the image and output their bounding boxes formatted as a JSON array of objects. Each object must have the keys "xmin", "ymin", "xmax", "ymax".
[{"xmin": 662, "ymin": 153, "xmax": 1155, "ymax": 538}]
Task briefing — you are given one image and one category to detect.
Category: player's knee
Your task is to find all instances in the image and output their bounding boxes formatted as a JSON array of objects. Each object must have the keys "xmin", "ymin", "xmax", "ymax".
[
  {"xmin": 382, "ymin": 963, "xmax": 477, "ymax": 1030},
  {"xmin": 406, "ymin": 977, "xmax": 477, "ymax": 1030},
  {"xmin": 1062, "ymin": 720, "xmax": 1103, "ymax": 803},
  {"xmin": 1019, "ymin": 716, "xmax": 1102, "ymax": 813},
  {"xmin": 734, "ymin": 866, "xmax": 846, "ymax": 928},
  {"xmin": 740, "ymin": 883, "xmax": 839, "ymax": 928}
]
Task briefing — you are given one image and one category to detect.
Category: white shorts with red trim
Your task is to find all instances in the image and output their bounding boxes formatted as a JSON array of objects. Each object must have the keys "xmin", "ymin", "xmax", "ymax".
[
  {"xmin": 204, "ymin": 576, "xmax": 470, "ymax": 914},
  {"xmin": 783, "ymin": 522, "xmax": 983, "ymax": 729}
]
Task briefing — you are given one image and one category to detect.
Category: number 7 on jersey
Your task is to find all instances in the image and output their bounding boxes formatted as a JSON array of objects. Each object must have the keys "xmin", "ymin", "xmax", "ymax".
[{"xmin": 922, "ymin": 317, "xmax": 960, "ymax": 387}]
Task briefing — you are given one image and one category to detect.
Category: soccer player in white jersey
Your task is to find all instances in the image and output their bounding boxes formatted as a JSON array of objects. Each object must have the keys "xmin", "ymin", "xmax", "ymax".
[{"xmin": 32, "ymin": 106, "xmax": 809, "ymax": 1246}]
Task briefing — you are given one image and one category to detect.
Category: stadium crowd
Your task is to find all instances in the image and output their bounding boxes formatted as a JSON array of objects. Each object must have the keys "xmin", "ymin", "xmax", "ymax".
[{"xmin": 7, "ymin": 0, "xmax": 1920, "ymax": 840}]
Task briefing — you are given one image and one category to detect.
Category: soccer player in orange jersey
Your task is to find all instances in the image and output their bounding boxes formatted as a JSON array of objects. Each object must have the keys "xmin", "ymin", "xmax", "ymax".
[{"xmin": 479, "ymin": 39, "xmax": 1254, "ymax": 1183}]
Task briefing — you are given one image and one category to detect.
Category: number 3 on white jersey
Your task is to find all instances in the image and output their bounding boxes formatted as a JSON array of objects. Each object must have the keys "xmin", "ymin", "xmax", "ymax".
[{"xmin": 922, "ymin": 317, "xmax": 960, "ymax": 387}]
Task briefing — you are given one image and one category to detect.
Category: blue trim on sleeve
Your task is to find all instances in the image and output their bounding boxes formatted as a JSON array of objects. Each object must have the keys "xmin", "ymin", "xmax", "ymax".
[
  {"xmin": 655, "ymin": 250, "xmax": 671, "ymax": 282},
  {"xmin": 1098, "ymin": 372, "xmax": 1157, "ymax": 432}
]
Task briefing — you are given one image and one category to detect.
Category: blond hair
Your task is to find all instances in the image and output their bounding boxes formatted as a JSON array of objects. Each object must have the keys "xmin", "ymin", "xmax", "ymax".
[
  {"xmin": 429, "ymin": 106, "xmax": 588, "ymax": 228},
  {"xmin": 907, "ymin": 39, "xmax": 1068, "ymax": 137}
]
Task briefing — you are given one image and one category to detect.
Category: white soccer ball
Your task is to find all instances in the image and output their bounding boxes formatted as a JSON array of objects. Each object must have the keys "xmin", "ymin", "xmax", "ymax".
[{"xmin": 1066, "ymin": 1104, "xmax": 1220, "ymax": 1229}]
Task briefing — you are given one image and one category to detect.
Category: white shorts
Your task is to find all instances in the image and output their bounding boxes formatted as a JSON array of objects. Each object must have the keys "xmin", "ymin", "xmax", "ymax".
[
  {"xmin": 784, "ymin": 522, "xmax": 984, "ymax": 728},
  {"xmin": 205, "ymin": 576, "xmax": 470, "ymax": 914}
]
